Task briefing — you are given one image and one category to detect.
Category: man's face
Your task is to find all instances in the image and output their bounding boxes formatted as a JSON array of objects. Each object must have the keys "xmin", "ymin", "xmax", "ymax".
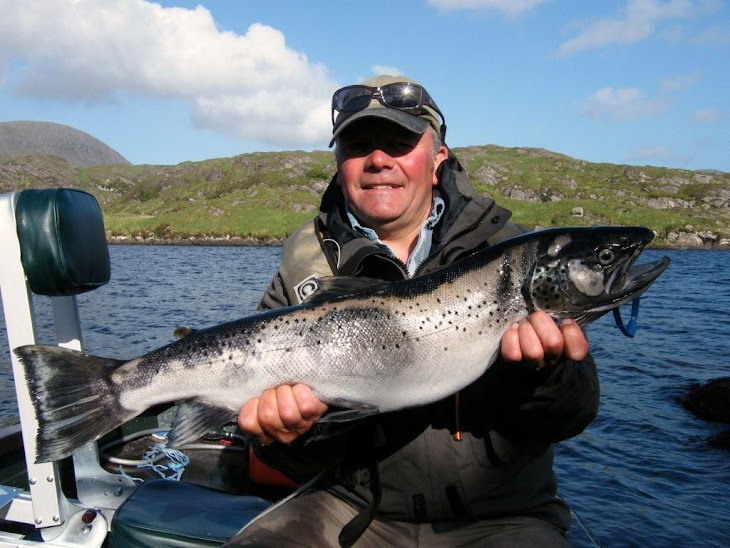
[{"xmin": 335, "ymin": 119, "xmax": 447, "ymax": 238}]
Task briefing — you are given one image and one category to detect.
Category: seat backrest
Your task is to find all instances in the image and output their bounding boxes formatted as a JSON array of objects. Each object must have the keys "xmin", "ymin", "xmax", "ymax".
[
  {"xmin": 15, "ymin": 188, "xmax": 110, "ymax": 296},
  {"xmin": 0, "ymin": 188, "xmax": 135, "ymax": 534}
]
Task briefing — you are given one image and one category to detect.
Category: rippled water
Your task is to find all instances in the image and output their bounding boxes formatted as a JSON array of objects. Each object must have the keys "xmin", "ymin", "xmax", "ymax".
[{"xmin": 1, "ymin": 246, "xmax": 728, "ymax": 546}]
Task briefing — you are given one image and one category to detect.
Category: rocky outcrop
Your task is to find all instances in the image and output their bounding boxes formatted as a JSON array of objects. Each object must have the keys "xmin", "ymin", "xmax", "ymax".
[
  {"xmin": 679, "ymin": 378, "xmax": 730, "ymax": 423},
  {"xmin": 678, "ymin": 377, "xmax": 730, "ymax": 450}
]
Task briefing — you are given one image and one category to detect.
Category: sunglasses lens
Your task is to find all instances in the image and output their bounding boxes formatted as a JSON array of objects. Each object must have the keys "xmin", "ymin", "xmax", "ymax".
[
  {"xmin": 381, "ymin": 84, "xmax": 422, "ymax": 109},
  {"xmin": 335, "ymin": 87, "xmax": 374, "ymax": 112}
]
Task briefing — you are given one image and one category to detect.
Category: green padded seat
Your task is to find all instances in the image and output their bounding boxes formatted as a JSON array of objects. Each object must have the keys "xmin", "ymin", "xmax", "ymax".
[
  {"xmin": 15, "ymin": 188, "xmax": 110, "ymax": 296},
  {"xmin": 108, "ymin": 480, "xmax": 271, "ymax": 547}
]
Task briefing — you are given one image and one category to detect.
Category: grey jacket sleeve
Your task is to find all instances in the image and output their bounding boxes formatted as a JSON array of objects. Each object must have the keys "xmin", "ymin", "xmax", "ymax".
[{"xmin": 257, "ymin": 271, "xmax": 292, "ymax": 311}]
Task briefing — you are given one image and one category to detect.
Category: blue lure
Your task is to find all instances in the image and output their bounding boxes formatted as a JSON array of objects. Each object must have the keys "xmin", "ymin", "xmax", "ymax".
[{"xmin": 613, "ymin": 298, "xmax": 641, "ymax": 337}]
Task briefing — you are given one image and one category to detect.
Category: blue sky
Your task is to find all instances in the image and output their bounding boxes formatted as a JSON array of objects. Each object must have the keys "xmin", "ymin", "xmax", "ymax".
[{"xmin": 1, "ymin": 0, "xmax": 728, "ymax": 171}]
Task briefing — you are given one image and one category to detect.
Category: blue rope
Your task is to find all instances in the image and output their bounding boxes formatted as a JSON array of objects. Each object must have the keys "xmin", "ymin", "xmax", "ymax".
[
  {"xmin": 137, "ymin": 443, "xmax": 190, "ymax": 480},
  {"xmin": 613, "ymin": 297, "xmax": 641, "ymax": 338},
  {"xmin": 118, "ymin": 465, "xmax": 144, "ymax": 483}
]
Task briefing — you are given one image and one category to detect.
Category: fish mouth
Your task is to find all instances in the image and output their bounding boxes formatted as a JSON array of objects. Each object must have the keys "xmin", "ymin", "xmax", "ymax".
[{"xmin": 603, "ymin": 254, "xmax": 671, "ymax": 310}]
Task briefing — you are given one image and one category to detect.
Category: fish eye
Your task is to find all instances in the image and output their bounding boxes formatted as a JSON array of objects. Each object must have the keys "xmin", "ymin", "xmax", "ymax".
[{"xmin": 597, "ymin": 247, "xmax": 615, "ymax": 265}]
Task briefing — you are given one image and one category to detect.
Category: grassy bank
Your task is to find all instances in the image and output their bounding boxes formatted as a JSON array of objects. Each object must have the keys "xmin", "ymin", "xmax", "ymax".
[{"xmin": 1, "ymin": 146, "xmax": 728, "ymax": 247}]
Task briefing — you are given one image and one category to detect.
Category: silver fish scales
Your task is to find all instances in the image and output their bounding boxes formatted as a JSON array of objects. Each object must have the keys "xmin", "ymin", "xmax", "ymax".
[{"xmin": 15, "ymin": 226, "xmax": 670, "ymax": 463}]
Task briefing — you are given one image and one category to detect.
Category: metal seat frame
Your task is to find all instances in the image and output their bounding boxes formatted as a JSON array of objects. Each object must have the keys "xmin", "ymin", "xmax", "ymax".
[{"xmin": 0, "ymin": 191, "xmax": 136, "ymax": 547}]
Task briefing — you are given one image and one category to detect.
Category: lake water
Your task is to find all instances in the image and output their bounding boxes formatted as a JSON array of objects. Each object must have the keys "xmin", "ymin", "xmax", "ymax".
[{"xmin": 1, "ymin": 245, "xmax": 728, "ymax": 547}]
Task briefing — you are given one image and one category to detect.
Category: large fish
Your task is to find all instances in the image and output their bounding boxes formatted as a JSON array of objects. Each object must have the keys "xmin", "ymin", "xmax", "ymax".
[{"xmin": 16, "ymin": 226, "xmax": 669, "ymax": 463}]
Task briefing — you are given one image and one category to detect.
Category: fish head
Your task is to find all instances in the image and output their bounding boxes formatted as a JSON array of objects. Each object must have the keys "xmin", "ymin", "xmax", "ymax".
[{"xmin": 524, "ymin": 226, "xmax": 670, "ymax": 324}]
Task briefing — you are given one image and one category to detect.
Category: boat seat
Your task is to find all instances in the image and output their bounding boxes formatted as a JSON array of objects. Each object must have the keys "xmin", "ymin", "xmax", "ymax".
[
  {"xmin": 1, "ymin": 188, "xmax": 271, "ymax": 546},
  {"xmin": 15, "ymin": 188, "xmax": 111, "ymax": 296},
  {"xmin": 1, "ymin": 187, "xmax": 123, "ymax": 543},
  {"xmin": 108, "ymin": 480, "xmax": 270, "ymax": 548}
]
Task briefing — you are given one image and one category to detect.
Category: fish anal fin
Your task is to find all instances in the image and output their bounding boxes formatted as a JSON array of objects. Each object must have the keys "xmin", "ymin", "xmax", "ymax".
[{"xmin": 167, "ymin": 400, "xmax": 236, "ymax": 448}]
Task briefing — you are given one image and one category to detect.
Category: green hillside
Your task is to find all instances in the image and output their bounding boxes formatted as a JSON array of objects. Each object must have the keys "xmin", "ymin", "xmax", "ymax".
[{"xmin": 1, "ymin": 145, "xmax": 728, "ymax": 247}]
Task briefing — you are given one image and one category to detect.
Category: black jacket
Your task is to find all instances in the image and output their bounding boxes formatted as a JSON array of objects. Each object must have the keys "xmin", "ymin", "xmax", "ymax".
[{"xmin": 255, "ymin": 155, "xmax": 599, "ymax": 530}]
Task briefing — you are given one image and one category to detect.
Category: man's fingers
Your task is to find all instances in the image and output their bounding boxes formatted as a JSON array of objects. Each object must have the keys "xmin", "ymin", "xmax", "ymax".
[
  {"xmin": 561, "ymin": 319, "xmax": 589, "ymax": 361},
  {"xmin": 237, "ymin": 385, "xmax": 327, "ymax": 446},
  {"xmin": 500, "ymin": 323, "xmax": 523, "ymax": 362},
  {"xmin": 275, "ymin": 385, "xmax": 304, "ymax": 429},
  {"xmin": 291, "ymin": 384, "xmax": 328, "ymax": 422},
  {"xmin": 499, "ymin": 312, "xmax": 588, "ymax": 369},
  {"xmin": 238, "ymin": 397, "xmax": 263, "ymax": 436},
  {"xmin": 518, "ymin": 320, "xmax": 545, "ymax": 364},
  {"xmin": 257, "ymin": 388, "xmax": 284, "ymax": 432}
]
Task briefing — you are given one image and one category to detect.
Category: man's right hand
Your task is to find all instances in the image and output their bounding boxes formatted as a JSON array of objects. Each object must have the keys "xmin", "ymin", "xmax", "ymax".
[{"xmin": 238, "ymin": 384, "xmax": 328, "ymax": 445}]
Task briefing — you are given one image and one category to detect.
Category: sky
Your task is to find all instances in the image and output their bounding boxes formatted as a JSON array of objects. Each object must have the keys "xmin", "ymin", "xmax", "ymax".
[{"xmin": 0, "ymin": 0, "xmax": 728, "ymax": 171}]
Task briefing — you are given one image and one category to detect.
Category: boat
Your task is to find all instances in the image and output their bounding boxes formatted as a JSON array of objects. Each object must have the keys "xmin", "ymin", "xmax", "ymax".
[{"xmin": 0, "ymin": 188, "xmax": 294, "ymax": 547}]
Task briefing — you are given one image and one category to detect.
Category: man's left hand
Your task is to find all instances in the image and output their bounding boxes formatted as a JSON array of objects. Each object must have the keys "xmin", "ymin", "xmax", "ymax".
[{"xmin": 500, "ymin": 311, "xmax": 589, "ymax": 369}]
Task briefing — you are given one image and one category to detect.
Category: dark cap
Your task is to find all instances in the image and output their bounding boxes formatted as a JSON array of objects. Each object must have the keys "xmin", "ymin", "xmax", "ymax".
[{"xmin": 330, "ymin": 75, "xmax": 442, "ymax": 147}]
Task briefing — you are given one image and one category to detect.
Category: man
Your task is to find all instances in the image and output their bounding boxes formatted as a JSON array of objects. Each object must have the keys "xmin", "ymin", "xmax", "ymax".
[{"xmin": 229, "ymin": 75, "xmax": 599, "ymax": 547}]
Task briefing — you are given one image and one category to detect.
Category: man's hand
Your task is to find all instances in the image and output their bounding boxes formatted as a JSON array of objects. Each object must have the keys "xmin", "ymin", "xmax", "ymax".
[
  {"xmin": 500, "ymin": 311, "xmax": 589, "ymax": 369},
  {"xmin": 238, "ymin": 384, "xmax": 328, "ymax": 445}
]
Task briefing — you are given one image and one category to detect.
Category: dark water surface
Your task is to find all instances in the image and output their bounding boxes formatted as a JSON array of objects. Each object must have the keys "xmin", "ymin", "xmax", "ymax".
[{"xmin": 1, "ymin": 246, "xmax": 728, "ymax": 546}]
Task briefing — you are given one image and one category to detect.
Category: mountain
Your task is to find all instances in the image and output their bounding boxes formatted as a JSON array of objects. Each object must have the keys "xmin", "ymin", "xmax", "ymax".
[
  {"xmin": 0, "ymin": 145, "xmax": 727, "ymax": 248},
  {"xmin": 0, "ymin": 121, "xmax": 129, "ymax": 168}
]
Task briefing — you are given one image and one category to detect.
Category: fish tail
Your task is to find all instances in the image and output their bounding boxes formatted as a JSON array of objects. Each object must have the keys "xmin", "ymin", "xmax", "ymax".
[{"xmin": 14, "ymin": 345, "xmax": 134, "ymax": 463}]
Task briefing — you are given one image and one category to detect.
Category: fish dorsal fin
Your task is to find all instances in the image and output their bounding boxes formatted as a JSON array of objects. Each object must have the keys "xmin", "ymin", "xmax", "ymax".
[
  {"xmin": 167, "ymin": 400, "xmax": 236, "ymax": 448},
  {"xmin": 304, "ymin": 276, "xmax": 388, "ymax": 305},
  {"xmin": 173, "ymin": 326, "xmax": 196, "ymax": 339}
]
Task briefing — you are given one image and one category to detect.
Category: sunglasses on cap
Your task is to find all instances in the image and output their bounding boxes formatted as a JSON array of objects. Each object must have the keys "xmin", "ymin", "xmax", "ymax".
[{"xmin": 331, "ymin": 82, "xmax": 446, "ymax": 129}]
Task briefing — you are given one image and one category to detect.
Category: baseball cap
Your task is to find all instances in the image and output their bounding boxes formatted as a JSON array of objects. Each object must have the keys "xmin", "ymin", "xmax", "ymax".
[{"xmin": 330, "ymin": 75, "xmax": 443, "ymax": 147}]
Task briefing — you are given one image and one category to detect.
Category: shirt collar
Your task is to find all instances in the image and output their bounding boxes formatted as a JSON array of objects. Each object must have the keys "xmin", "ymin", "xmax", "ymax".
[{"xmin": 345, "ymin": 193, "xmax": 445, "ymax": 277}]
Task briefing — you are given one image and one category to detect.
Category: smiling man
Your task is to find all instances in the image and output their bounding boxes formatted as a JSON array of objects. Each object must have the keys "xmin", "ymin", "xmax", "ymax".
[{"xmin": 229, "ymin": 75, "xmax": 598, "ymax": 547}]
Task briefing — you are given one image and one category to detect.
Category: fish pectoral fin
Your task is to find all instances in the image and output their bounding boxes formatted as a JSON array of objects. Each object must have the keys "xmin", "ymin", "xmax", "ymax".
[
  {"xmin": 167, "ymin": 400, "xmax": 236, "ymax": 448},
  {"xmin": 317, "ymin": 405, "xmax": 380, "ymax": 423}
]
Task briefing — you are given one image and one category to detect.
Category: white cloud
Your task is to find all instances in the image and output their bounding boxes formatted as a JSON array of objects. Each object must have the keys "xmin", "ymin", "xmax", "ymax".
[
  {"xmin": 580, "ymin": 87, "xmax": 670, "ymax": 121},
  {"xmin": 691, "ymin": 108, "xmax": 721, "ymax": 123},
  {"xmin": 427, "ymin": 0, "xmax": 546, "ymax": 16},
  {"xmin": 624, "ymin": 144, "xmax": 690, "ymax": 164},
  {"xmin": 660, "ymin": 72, "xmax": 701, "ymax": 91},
  {"xmin": 0, "ymin": 0, "xmax": 336, "ymax": 146},
  {"xmin": 370, "ymin": 65, "xmax": 404, "ymax": 77},
  {"xmin": 691, "ymin": 25, "xmax": 730, "ymax": 45},
  {"xmin": 557, "ymin": 0, "xmax": 709, "ymax": 56}
]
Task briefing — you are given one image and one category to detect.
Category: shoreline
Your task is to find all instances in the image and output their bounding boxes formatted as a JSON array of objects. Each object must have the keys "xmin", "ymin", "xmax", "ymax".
[{"xmin": 107, "ymin": 235, "xmax": 730, "ymax": 250}]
